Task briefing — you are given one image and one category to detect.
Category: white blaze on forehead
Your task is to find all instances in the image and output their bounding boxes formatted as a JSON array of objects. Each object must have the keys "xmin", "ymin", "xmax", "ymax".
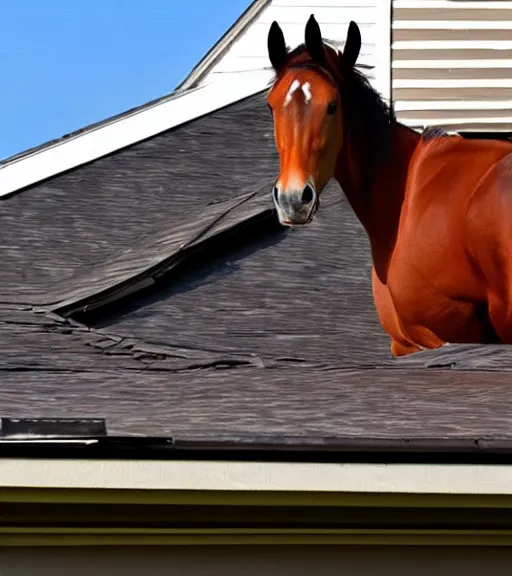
[
  {"xmin": 284, "ymin": 79, "xmax": 301, "ymax": 106},
  {"xmin": 284, "ymin": 79, "xmax": 313, "ymax": 107},
  {"xmin": 302, "ymin": 82, "xmax": 312, "ymax": 102}
]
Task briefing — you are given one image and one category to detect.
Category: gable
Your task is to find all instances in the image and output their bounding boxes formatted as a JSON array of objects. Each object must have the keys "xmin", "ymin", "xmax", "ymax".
[
  {"xmin": 180, "ymin": 0, "xmax": 392, "ymax": 101},
  {"xmin": 0, "ymin": 0, "xmax": 391, "ymax": 197}
]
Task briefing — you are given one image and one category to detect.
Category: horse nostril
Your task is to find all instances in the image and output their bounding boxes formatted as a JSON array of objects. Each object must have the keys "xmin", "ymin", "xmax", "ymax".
[{"xmin": 301, "ymin": 185, "xmax": 314, "ymax": 205}]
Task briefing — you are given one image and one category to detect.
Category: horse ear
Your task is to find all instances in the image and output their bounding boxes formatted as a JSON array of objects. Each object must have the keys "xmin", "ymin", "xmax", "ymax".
[
  {"xmin": 341, "ymin": 21, "xmax": 361, "ymax": 70},
  {"xmin": 305, "ymin": 14, "xmax": 325, "ymax": 63},
  {"xmin": 268, "ymin": 21, "xmax": 288, "ymax": 72}
]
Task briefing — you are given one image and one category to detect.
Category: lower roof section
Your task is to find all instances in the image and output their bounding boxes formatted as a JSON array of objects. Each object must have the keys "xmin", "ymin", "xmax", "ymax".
[{"xmin": 1, "ymin": 331, "xmax": 512, "ymax": 445}]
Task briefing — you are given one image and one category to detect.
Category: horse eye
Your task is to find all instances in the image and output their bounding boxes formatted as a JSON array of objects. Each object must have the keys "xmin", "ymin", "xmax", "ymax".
[{"xmin": 327, "ymin": 101, "xmax": 337, "ymax": 115}]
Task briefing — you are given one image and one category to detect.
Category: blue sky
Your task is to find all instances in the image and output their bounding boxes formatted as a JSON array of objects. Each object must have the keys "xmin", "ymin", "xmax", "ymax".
[{"xmin": 0, "ymin": 0, "xmax": 252, "ymax": 160}]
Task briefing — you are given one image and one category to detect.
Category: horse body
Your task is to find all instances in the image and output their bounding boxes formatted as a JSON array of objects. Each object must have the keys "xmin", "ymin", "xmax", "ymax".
[
  {"xmin": 375, "ymin": 135, "xmax": 512, "ymax": 354},
  {"xmin": 266, "ymin": 15, "xmax": 512, "ymax": 356},
  {"xmin": 463, "ymin": 148, "xmax": 512, "ymax": 342}
]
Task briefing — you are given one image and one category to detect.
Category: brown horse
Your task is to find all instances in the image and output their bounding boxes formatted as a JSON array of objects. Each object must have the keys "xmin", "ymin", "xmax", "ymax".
[{"xmin": 266, "ymin": 15, "xmax": 512, "ymax": 357}]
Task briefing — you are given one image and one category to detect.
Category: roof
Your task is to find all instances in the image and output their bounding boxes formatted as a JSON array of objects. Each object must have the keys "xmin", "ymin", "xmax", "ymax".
[{"xmin": 2, "ymin": 90, "xmax": 512, "ymax": 462}]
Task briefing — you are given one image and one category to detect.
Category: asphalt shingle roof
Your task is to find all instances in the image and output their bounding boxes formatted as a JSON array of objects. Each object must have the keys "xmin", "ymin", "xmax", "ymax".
[{"xmin": 2, "ymin": 92, "xmax": 512, "ymax": 452}]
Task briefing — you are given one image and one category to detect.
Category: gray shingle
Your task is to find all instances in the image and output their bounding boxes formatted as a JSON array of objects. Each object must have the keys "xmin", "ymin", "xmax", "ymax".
[{"xmin": 2, "ymin": 91, "xmax": 512, "ymax": 447}]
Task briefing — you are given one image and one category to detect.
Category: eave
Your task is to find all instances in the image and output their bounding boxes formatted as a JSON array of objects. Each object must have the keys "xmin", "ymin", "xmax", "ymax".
[{"xmin": 3, "ymin": 459, "xmax": 512, "ymax": 546}]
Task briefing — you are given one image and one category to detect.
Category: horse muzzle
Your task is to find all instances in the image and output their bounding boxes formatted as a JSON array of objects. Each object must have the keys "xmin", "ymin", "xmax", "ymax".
[{"xmin": 272, "ymin": 183, "xmax": 319, "ymax": 226}]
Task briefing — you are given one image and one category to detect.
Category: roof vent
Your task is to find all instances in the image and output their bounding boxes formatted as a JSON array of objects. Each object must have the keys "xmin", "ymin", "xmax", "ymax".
[{"xmin": 0, "ymin": 417, "xmax": 107, "ymax": 440}]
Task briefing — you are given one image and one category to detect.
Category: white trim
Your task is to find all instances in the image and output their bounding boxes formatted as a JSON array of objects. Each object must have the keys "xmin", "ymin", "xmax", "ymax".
[
  {"xmin": 2, "ymin": 459, "xmax": 512, "ymax": 495},
  {"xmin": 394, "ymin": 0, "xmax": 512, "ymax": 9},
  {"xmin": 394, "ymin": 79, "xmax": 512, "ymax": 88},
  {"xmin": 394, "ymin": 21, "xmax": 512, "ymax": 30},
  {"xmin": 177, "ymin": 0, "xmax": 271, "ymax": 91},
  {"xmin": 395, "ymin": 100, "xmax": 512, "ymax": 111},
  {"xmin": 374, "ymin": 0, "xmax": 392, "ymax": 101},
  {"xmin": 393, "ymin": 60, "xmax": 512, "ymax": 69},
  {"xmin": 0, "ymin": 74, "xmax": 272, "ymax": 197}
]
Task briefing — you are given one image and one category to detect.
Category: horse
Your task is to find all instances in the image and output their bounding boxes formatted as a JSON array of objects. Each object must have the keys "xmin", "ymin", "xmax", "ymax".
[{"xmin": 266, "ymin": 15, "xmax": 512, "ymax": 357}]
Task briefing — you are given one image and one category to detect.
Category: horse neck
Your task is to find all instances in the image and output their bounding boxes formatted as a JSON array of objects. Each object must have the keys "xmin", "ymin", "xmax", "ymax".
[{"xmin": 334, "ymin": 120, "xmax": 421, "ymax": 282}]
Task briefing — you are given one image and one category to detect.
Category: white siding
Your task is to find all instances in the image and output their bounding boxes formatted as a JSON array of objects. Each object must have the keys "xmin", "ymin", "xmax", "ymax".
[
  {"xmin": 392, "ymin": 0, "xmax": 512, "ymax": 132},
  {"xmin": 198, "ymin": 0, "xmax": 392, "ymax": 101}
]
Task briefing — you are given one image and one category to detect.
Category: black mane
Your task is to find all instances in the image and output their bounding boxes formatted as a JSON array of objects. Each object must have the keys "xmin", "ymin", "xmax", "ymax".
[{"xmin": 422, "ymin": 126, "xmax": 454, "ymax": 141}]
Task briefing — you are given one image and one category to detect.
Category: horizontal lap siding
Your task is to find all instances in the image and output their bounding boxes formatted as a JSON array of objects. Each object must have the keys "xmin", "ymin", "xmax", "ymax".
[
  {"xmin": 200, "ymin": 0, "xmax": 390, "ymax": 100},
  {"xmin": 392, "ymin": 0, "xmax": 512, "ymax": 132}
]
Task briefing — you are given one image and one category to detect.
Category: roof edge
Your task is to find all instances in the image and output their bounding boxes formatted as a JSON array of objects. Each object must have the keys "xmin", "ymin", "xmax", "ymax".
[
  {"xmin": 0, "ymin": 75, "xmax": 270, "ymax": 198},
  {"xmin": 0, "ymin": 85, "xmax": 195, "ymax": 168},
  {"xmin": 3, "ymin": 434, "xmax": 512, "ymax": 466},
  {"xmin": 175, "ymin": 0, "xmax": 272, "ymax": 92}
]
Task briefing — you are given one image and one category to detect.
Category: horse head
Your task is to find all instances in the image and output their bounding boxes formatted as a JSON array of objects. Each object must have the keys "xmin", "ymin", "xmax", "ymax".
[{"xmin": 266, "ymin": 15, "xmax": 361, "ymax": 226}]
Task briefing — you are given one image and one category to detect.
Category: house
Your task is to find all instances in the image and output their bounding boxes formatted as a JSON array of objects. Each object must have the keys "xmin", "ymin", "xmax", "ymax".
[{"xmin": 1, "ymin": 0, "xmax": 512, "ymax": 573}]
